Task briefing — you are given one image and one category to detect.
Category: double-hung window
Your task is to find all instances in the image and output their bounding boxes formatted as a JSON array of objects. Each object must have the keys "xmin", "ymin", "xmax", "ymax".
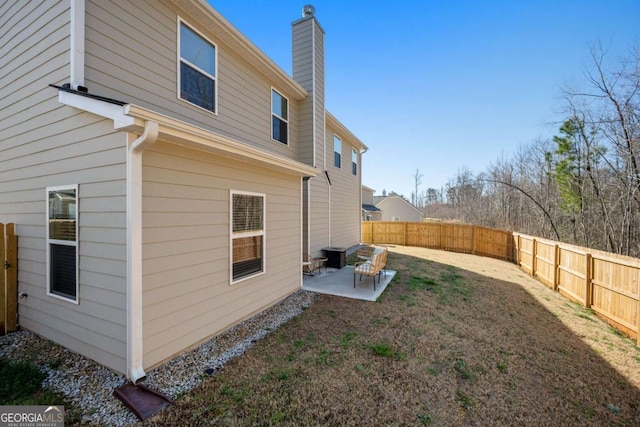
[
  {"xmin": 334, "ymin": 135, "xmax": 341, "ymax": 168},
  {"xmin": 231, "ymin": 191, "xmax": 265, "ymax": 283},
  {"xmin": 46, "ymin": 185, "xmax": 78, "ymax": 302},
  {"xmin": 178, "ymin": 20, "xmax": 217, "ymax": 113},
  {"xmin": 271, "ymin": 89, "xmax": 288, "ymax": 144},
  {"xmin": 352, "ymin": 149, "xmax": 358, "ymax": 175}
]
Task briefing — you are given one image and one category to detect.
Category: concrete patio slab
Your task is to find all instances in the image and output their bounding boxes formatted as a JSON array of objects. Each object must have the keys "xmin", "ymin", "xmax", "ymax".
[{"xmin": 302, "ymin": 265, "xmax": 397, "ymax": 302}]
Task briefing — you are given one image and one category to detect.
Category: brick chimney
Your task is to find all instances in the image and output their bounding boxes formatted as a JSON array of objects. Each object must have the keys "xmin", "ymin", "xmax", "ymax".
[{"xmin": 292, "ymin": 5, "xmax": 325, "ymax": 168}]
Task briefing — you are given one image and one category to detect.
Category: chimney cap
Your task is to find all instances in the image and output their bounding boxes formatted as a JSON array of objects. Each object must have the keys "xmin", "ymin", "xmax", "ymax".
[{"xmin": 302, "ymin": 4, "xmax": 315, "ymax": 18}]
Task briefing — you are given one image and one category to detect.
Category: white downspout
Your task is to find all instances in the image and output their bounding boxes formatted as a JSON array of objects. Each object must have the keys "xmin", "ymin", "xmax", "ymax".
[
  {"xmin": 359, "ymin": 148, "xmax": 367, "ymax": 242},
  {"xmin": 126, "ymin": 121, "xmax": 158, "ymax": 383},
  {"xmin": 70, "ymin": 0, "xmax": 85, "ymax": 90},
  {"xmin": 328, "ymin": 175, "xmax": 331, "ymax": 247}
]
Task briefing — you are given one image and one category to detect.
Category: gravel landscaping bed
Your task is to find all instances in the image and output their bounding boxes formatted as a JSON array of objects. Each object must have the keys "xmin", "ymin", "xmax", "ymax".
[{"xmin": 0, "ymin": 290, "xmax": 317, "ymax": 426}]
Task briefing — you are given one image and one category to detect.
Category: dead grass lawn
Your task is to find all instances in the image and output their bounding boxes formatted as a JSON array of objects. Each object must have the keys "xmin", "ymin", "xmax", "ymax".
[{"xmin": 142, "ymin": 245, "xmax": 640, "ymax": 426}]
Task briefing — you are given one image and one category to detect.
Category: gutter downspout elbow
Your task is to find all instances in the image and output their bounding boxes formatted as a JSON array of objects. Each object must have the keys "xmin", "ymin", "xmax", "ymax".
[{"xmin": 127, "ymin": 121, "xmax": 158, "ymax": 383}]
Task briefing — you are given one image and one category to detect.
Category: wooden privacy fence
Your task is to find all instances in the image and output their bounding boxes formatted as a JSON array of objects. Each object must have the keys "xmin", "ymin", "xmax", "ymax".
[
  {"xmin": 362, "ymin": 222, "xmax": 640, "ymax": 344},
  {"xmin": 515, "ymin": 233, "xmax": 640, "ymax": 344},
  {"xmin": 1, "ymin": 223, "xmax": 18, "ymax": 335},
  {"xmin": 362, "ymin": 221, "xmax": 516, "ymax": 261}
]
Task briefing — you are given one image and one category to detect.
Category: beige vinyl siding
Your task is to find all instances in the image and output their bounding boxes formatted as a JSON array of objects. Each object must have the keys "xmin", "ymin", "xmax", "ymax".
[
  {"xmin": 362, "ymin": 187, "xmax": 375, "ymax": 205},
  {"xmin": 292, "ymin": 18, "xmax": 314, "ymax": 166},
  {"xmin": 327, "ymin": 128, "xmax": 361, "ymax": 249},
  {"xmin": 2, "ymin": 1, "xmax": 127, "ymax": 373},
  {"xmin": 308, "ymin": 178, "xmax": 330, "ymax": 257},
  {"xmin": 292, "ymin": 16, "xmax": 329, "ymax": 256},
  {"xmin": 1, "ymin": 102, "xmax": 128, "ymax": 374},
  {"xmin": 378, "ymin": 197, "xmax": 423, "ymax": 222},
  {"xmin": 141, "ymin": 141, "xmax": 302, "ymax": 369},
  {"xmin": 313, "ymin": 26, "xmax": 326, "ymax": 170},
  {"xmin": 84, "ymin": 0, "xmax": 299, "ymax": 160}
]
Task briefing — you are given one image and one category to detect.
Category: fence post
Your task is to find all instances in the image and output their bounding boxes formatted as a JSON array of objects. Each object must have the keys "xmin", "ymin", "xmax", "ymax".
[
  {"xmin": 584, "ymin": 253, "xmax": 592, "ymax": 308},
  {"xmin": 0, "ymin": 223, "xmax": 5, "ymax": 334},
  {"xmin": 471, "ymin": 226, "xmax": 476, "ymax": 255},
  {"xmin": 371, "ymin": 222, "xmax": 375, "ymax": 244},
  {"xmin": 637, "ymin": 297, "xmax": 640, "ymax": 346},
  {"xmin": 531, "ymin": 238, "xmax": 537, "ymax": 276},
  {"xmin": 553, "ymin": 244, "xmax": 559, "ymax": 291},
  {"xmin": 5, "ymin": 224, "xmax": 17, "ymax": 332},
  {"xmin": 403, "ymin": 222, "xmax": 407, "ymax": 246}
]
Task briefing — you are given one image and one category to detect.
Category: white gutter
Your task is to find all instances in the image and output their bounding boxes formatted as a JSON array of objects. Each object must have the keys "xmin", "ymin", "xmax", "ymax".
[{"xmin": 126, "ymin": 121, "xmax": 159, "ymax": 383}]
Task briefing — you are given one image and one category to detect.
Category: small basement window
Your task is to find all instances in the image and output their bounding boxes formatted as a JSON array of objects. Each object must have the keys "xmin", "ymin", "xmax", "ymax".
[
  {"xmin": 46, "ymin": 185, "xmax": 78, "ymax": 302},
  {"xmin": 231, "ymin": 191, "xmax": 265, "ymax": 283}
]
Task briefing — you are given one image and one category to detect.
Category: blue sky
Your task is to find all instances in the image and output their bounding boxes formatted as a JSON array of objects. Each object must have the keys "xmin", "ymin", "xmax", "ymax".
[{"xmin": 210, "ymin": 1, "xmax": 639, "ymax": 199}]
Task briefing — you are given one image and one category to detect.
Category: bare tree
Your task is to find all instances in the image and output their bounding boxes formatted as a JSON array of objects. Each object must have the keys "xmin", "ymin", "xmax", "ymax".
[{"xmin": 412, "ymin": 169, "xmax": 423, "ymax": 207}]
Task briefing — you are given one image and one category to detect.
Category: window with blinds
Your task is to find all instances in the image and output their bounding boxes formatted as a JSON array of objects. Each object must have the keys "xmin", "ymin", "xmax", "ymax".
[
  {"xmin": 231, "ymin": 192, "xmax": 265, "ymax": 282},
  {"xmin": 47, "ymin": 185, "xmax": 78, "ymax": 302}
]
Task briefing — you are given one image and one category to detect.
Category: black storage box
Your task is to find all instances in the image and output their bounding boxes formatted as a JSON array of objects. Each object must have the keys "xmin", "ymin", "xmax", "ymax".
[{"xmin": 323, "ymin": 247, "xmax": 347, "ymax": 269}]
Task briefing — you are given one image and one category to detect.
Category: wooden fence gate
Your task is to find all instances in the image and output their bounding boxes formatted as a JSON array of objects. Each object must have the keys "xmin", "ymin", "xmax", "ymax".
[{"xmin": 1, "ymin": 223, "xmax": 17, "ymax": 335}]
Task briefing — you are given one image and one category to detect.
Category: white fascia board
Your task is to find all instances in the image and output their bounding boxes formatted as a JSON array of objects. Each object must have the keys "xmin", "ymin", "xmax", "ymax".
[{"xmin": 58, "ymin": 91, "xmax": 134, "ymax": 129}]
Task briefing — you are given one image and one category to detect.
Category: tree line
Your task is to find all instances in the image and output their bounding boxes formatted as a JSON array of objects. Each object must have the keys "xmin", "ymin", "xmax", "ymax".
[{"xmin": 417, "ymin": 46, "xmax": 640, "ymax": 257}]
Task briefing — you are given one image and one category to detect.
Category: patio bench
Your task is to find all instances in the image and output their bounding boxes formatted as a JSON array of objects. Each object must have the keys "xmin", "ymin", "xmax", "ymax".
[{"xmin": 353, "ymin": 246, "xmax": 387, "ymax": 290}]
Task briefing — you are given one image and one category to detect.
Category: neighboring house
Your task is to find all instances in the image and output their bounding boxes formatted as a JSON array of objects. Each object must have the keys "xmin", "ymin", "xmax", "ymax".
[
  {"xmin": 374, "ymin": 191, "xmax": 423, "ymax": 222},
  {"xmin": 0, "ymin": 1, "xmax": 366, "ymax": 381},
  {"xmin": 361, "ymin": 185, "xmax": 382, "ymax": 221}
]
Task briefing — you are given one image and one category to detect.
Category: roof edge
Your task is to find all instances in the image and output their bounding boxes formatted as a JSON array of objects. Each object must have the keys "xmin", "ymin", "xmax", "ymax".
[
  {"xmin": 326, "ymin": 111, "xmax": 368, "ymax": 152},
  {"xmin": 176, "ymin": 0, "xmax": 307, "ymax": 100}
]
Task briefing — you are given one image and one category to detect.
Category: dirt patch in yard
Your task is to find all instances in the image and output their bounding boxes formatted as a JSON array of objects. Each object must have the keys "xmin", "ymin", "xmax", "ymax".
[{"xmin": 143, "ymin": 245, "xmax": 640, "ymax": 426}]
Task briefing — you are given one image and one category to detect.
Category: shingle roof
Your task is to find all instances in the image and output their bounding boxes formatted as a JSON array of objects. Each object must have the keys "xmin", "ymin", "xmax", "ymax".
[{"xmin": 362, "ymin": 204, "xmax": 381, "ymax": 212}]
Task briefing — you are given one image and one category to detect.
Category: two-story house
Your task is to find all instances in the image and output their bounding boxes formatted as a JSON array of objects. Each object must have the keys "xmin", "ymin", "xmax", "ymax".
[
  {"xmin": 0, "ymin": 0, "xmax": 366, "ymax": 382},
  {"xmin": 361, "ymin": 185, "xmax": 382, "ymax": 221},
  {"xmin": 374, "ymin": 191, "xmax": 423, "ymax": 222}
]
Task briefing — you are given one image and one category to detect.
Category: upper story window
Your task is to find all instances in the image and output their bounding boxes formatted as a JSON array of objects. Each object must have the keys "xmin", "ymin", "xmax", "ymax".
[
  {"xmin": 178, "ymin": 21, "xmax": 217, "ymax": 113},
  {"xmin": 47, "ymin": 185, "xmax": 78, "ymax": 303},
  {"xmin": 352, "ymin": 149, "xmax": 358, "ymax": 175},
  {"xmin": 271, "ymin": 89, "xmax": 288, "ymax": 144},
  {"xmin": 231, "ymin": 191, "xmax": 266, "ymax": 283},
  {"xmin": 334, "ymin": 135, "xmax": 341, "ymax": 168}
]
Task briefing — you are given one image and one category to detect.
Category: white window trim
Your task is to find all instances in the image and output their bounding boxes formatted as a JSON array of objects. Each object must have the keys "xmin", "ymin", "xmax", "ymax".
[
  {"xmin": 177, "ymin": 17, "xmax": 219, "ymax": 115},
  {"xmin": 334, "ymin": 134, "xmax": 342, "ymax": 168},
  {"xmin": 229, "ymin": 190, "xmax": 266, "ymax": 284},
  {"xmin": 271, "ymin": 87, "xmax": 289, "ymax": 145},
  {"xmin": 46, "ymin": 184, "xmax": 79, "ymax": 304}
]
